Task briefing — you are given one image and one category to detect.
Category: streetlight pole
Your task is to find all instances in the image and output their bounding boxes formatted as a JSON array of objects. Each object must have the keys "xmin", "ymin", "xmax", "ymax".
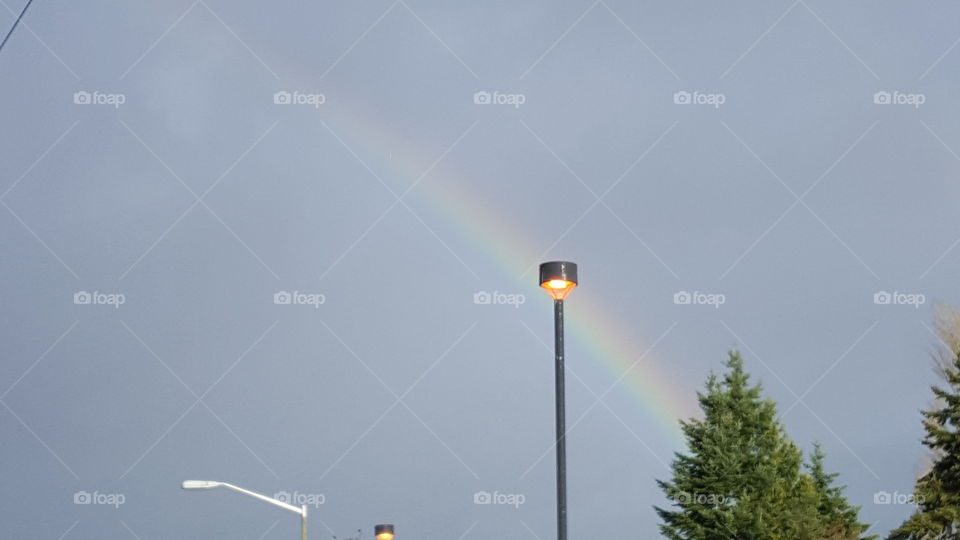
[
  {"xmin": 539, "ymin": 261, "xmax": 578, "ymax": 540},
  {"xmin": 181, "ymin": 480, "xmax": 308, "ymax": 540}
]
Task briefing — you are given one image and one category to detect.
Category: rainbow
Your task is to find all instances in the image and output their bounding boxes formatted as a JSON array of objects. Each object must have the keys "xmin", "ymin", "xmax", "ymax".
[{"xmin": 309, "ymin": 88, "xmax": 695, "ymax": 443}]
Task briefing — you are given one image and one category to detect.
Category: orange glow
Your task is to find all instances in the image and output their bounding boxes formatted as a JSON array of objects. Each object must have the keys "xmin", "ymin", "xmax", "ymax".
[
  {"xmin": 541, "ymin": 279, "xmax": 576, "ymax": 300},
  {"xmin": 376, "ymin": 534, "xmax": 394, "ymax": 540}
]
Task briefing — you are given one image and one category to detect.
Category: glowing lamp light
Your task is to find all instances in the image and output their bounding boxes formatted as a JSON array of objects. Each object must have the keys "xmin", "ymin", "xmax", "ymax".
[
  {"xmin": 539, "ymin": 261, "xmax": 578, "ymax": 300},
  {"xmin": 375, "ymin": 524, "xmax": 395, "ymax": 540}
]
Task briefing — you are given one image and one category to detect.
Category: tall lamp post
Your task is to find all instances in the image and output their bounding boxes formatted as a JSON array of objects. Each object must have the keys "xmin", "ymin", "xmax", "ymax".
[
  {"xmin": 181, "ymin": 480, "xmax": 308, "ymax": 540},
  {"xmin": 538, "ymin": 261, "xmax": 578, "ymax": 540}
]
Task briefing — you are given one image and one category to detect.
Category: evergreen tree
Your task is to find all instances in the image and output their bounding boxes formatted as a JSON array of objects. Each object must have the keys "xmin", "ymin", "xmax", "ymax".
[
  {"xmin": 891, "ymin": 348, "xmax": 960, "ymax": 539},
  {"xmin": 807, "ymin": 442, "xmax": 872, "ymax": 538},
  {"xmin": 656, "ymin": 351, "xmax": 870, "ymax": 539}
]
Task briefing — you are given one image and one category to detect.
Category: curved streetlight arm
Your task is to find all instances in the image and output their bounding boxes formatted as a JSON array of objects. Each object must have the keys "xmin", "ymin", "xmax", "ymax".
[{"xmin": 217, "ymin": 483, "xmax": 305, "ymax": 516}]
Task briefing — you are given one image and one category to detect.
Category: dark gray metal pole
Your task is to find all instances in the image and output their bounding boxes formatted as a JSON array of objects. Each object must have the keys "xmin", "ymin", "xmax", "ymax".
[{"xmin": 554, "ymin": 298, "xmax": 567, "ymax": 540}]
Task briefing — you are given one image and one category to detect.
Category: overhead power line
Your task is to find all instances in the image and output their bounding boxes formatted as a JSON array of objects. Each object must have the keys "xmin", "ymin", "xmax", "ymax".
[{"xmin": 0, "ymin": 0, "xmax": 35, "ymax": 55}]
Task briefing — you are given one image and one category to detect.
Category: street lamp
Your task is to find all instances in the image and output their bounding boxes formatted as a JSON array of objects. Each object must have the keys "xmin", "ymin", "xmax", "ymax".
[
  {"xmin": 374, "ymin": 524, "xmax": 395, "ymax": 540},
  {"xmin": 539, "ymin": 261, "xmax": 578, "ymax": 540},
  {"xmin": 181, "ymin": 480, "xmax": 308, "ymax": 540}
]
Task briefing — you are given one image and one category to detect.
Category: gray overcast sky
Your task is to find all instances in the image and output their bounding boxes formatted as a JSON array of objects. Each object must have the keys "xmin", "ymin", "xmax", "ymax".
[{"xmin": 2, "ymin": 1, "xmax": 959, "ymax": 537}]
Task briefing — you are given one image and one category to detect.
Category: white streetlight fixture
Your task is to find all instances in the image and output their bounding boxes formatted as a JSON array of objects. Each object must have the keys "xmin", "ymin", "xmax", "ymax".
[{"xmin": 181, "ymin": 480, "xmax": 308, "ymax": 540}]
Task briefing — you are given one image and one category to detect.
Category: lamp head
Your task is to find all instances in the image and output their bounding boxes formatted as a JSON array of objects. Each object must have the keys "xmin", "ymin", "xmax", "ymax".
[
  {"xmin": 181, "ymin": 480, "xmax": 221, "ymax": 490},
  {"xmin": 375, "ymin": 524, "xmax": 395, "ymax": 540},
  {"xmin": 539, "ymin": 261, "xmax": 578, "ymax": 300}
]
